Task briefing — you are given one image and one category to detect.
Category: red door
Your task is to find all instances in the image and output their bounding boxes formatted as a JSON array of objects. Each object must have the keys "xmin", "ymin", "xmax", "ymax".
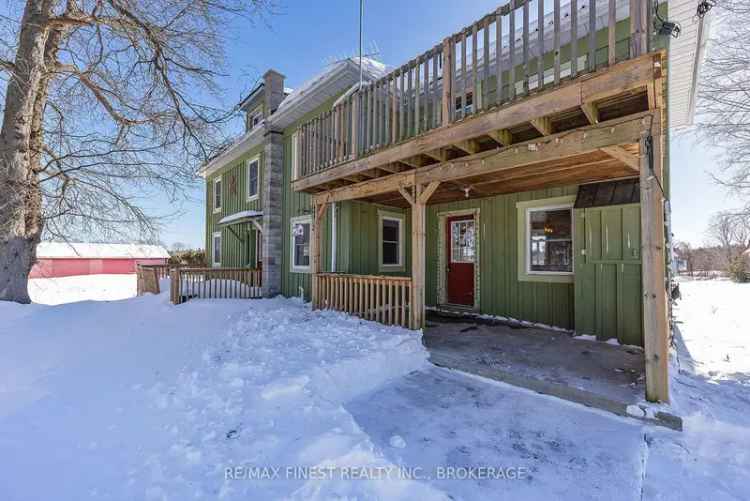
[{"xmin": 445, "ymin": 215, "xmax": 476, "ymax": 306}]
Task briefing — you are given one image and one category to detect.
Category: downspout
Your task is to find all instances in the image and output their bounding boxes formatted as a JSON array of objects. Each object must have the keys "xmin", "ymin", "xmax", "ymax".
[{"xmin": 331, "ymin": 202, "xmax": 337, "ymax": 272}]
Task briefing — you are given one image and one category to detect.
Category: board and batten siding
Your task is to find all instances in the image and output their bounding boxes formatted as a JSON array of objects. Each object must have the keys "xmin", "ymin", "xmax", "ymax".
[
  {"xmin": 426, "ymin": 186, "xmax": 579, "ymax": 330},
  {"xmin": 205, "ymin": 144, "xmax": 264, "ymax": 267}
]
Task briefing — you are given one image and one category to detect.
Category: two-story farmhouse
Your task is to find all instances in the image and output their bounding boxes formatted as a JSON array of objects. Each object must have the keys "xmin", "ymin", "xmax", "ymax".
[{"xmin": 199, "ymin": 0, "xmax": 710, "ymax": 403}]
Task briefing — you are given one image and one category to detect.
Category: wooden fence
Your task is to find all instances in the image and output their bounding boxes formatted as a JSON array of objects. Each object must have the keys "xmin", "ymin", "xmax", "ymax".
[
  {"xmin": 170, "ymin": 267, "xmax": 262, "ymax": 304},
  {"xmin": 298, "ymin": 0, "xmax": 652, "ymax": 178},
  {"xmin": 314, "ymin": 273, "xmax": 413, "ymax": 329},
  {"xmin": 136, "ymin": 264, "xmax": 174, "ymax": 295}
]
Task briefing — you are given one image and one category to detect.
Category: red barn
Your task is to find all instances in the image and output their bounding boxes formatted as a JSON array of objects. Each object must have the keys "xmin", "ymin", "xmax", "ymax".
[{"xmin": 30, "ymin": 242, "xmax": 170, "ymax": 278}]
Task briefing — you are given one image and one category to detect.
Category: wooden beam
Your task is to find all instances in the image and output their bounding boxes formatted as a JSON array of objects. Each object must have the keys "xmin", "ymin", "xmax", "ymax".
[
  {"xmin": 581, "ymin": 102, "xmax": 599, "ymax": 124},
  {"xmin": 423, "ymin": 148, "xmax": 450, "ymax": 162},
  {"xmin": 312, "ymin": 111, "xmax": 652, "ymax": 205},
  {"xmin": 453, "ymin": 139, "xmax": 482, "ymax": 155},
  {"xmin": 640, "ymin": 117, "xmax": 669, "ymax": 403},
  {"xmin": 417, "ymin": 181, "xmax": 441, "ymax": 204},
  {"xmin": 399, "ymin": 155, "xmax": 431, "ymax": 168},
  {"xmin": 398, "ymin": 185, "xmax": 415, "ymax": 206},
  {"xmin": 411, "ymin": 186, "xmax": 427, "ymax": 329},
  {"xmin": 293, "ymin": 53, "xmax": 659, "ymax": 193},
  {"xmin": 600, "ymin": 146, "xmax": 639, "ymax": 171},
  {"xmin": 378, "ymin": 162, "xmax": 406, "ymax": 173},
  {"xmin": 530, "ymin": 116, "xmax": 553, "ymax": 136},
  {"xmin": 487, "ymin": 129, "xmax": 513, "ymax": 147}
]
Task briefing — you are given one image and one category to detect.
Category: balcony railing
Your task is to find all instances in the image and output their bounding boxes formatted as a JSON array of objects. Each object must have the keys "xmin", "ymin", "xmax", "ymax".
[{"xmin": 297, "ymin": 0, "xmax": 652, "ymax": 180}]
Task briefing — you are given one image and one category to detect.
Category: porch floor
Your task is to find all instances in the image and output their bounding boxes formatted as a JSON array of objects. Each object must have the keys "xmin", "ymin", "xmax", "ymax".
[{"xmin": 424, "ymin": 311, "xmax": 682, "ymax": 430}]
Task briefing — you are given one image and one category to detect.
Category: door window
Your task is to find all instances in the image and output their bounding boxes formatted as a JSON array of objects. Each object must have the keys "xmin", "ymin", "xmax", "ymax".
[{"xmin": 450, "ymin": 220, "xmax": 475, "ymax": 263}]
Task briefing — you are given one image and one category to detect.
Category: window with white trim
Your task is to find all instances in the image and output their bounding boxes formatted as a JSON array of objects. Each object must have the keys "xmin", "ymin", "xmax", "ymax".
[
  {"xmin": 291, "ymin": 131, "xmax": 299, "ymax": 180},
  {"xmin": 213, "ymin": 177, "xmax": 222, "ymax": 213},
  {"xmin": 525, "ymin": 205, "xmax": 573, "ymax": 274},
  {"xmin": 290, "ymin": 215, "xmax": 312, "ymax": 273},
  {"xmin": 379, "ymin": 212, "xmax": 404, "ymax": 271},
  {"xmin": 246, "ymin": 157, "xmax": 259, "ymax": 201},
  {"xmin": 212, "ymin": 231, "xmax": 222, "ymax": 267}
]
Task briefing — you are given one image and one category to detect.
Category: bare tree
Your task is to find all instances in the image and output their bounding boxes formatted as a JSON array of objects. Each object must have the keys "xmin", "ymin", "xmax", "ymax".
[
  {"xmin": 708, "ymin": 211, "xmax": 750, "ymax": 278},
  {"xmin": 696, "ymin": 1, "xmax": 750, "ymax": 211},
  {"xmin": 0, "ymin": 0, "xmax": 271, "ymax": 303}
]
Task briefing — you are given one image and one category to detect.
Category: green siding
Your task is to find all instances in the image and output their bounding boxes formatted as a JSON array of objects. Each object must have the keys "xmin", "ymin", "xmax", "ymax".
[
  {"xmin": 205, "ymin": 144, "xmax": 265, "ymax": 267},
  {"xmin": 574, "ymin": 204, "xmax": 644, "ymax": 346},
  {"xmin": 426, "ymin": 186, "xmax": 578, "ymax": 330}
]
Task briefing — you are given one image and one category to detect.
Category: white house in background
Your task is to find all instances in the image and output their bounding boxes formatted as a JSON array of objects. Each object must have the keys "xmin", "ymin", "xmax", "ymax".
[{"xmin": 30, "ymin": 242, "xmax": 170, "ymax": 278}]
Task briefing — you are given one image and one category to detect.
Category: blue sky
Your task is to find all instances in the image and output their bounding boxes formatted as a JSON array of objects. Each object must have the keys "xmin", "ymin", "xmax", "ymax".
[{"xmin": 159, "ymin": 0, "xmax": 738, "ymax": 249}]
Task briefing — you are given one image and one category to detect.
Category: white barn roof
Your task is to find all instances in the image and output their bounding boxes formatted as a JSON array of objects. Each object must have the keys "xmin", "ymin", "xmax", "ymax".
[{"xmin": 37, "ymin": 242, "xmax": 170, "ymax": 260}]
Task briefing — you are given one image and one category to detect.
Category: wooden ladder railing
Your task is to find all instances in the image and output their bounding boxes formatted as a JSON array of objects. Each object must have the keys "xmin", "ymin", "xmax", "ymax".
[{"xmin": 313, "ymin": 273, "xmax": 414, "ymax": 329}]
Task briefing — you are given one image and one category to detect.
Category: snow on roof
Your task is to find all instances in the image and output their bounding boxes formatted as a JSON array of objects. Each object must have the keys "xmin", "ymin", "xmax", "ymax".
[
  {"xmin": 37, "ymin": 242, "xmax": 170, "ymax": 260},
  {"xmin": 272, "ymin": 57, "xmax": 386, "ymax": 129},
  {"xmin": 218, "ymin": 210, "xmax": 263, "ymax": 225}
]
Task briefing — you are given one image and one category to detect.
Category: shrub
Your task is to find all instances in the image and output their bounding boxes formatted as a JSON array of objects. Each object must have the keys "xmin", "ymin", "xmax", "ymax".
[{"xmin": 727, "ymin": 257, "xmax": 749, "ymax": 283}]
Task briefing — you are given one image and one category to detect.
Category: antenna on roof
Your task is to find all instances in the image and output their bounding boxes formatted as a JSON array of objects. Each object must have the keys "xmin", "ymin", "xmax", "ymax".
[{"xmin": 358, "ymin": 0, "xmax": 364, "ymax": 90}]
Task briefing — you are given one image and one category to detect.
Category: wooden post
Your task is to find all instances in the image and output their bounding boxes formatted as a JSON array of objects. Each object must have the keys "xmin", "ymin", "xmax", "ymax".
[
  {"xmin": 441, "ymin": 37, "xmax": 452, "ymax": 126},
  {"xmin": 311, "ymin": 203, "xmax": 327, "ymax": 309},
  {"xmin": 639, "ymin": 118, "xmax": 669, "ymax": 403},
  {"xmin": 401, "ymin": 182, "xmax": 440, "ymax": 329}
]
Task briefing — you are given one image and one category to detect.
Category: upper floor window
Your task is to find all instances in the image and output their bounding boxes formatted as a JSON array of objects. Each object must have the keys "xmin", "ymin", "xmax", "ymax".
[
  {"xmin": 213, "ymin": 177, "xmax": 222, "ymax": 213},
  {"xmin": 526, "ymin": 205, "xmax": 573, "ymax": 274},
  {"xmin": 247, "ymin": 109, "xmax": 262, "ymax": 131},
  {"xmin": 246, "ymin": 157, "xmax": 259, "ymax": 201}
]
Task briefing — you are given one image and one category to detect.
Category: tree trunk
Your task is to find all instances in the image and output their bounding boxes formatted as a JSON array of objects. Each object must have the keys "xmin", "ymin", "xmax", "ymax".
[{"xmin": 0, "ymin": 0, "xmax": 53, "ymax": 303}]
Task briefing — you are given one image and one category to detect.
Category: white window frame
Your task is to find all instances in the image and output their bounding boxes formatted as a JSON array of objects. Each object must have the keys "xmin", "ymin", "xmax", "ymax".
[
  {"xmin": 213, "ymin": 177, "xmax": 222, "ymax": 213},
  {"xmin": 291, "ymin": 130, "xmax": 300, "ymax": 180},
  {"xmin": 524, "ymin": 203, "xmax": 574, "ymax": 276},
  {"xmin": 246, "ymin": 155, "xmax": 260, "ymax": 202},
  {"xmin": 378, "ymin": 211, "xmax": 405, "ymax": 272},
  {"xmin": 290, "ymin": 215, "xmax": 312, "ymax": 274},
  {"xmin": 212, "ymin": 231, "xmax": 222, "ymax": 267}
]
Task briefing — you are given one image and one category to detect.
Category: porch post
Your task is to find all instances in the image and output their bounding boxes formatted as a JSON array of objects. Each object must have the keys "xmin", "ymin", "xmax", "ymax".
[
  {"xmin": 401, "ymin": 182, "xmax": 440, "ymax": 330},
  {"xmin": 411, "ymin": 193, "xmax": 426, "ymax": 329},
  {"xmin": 639, "ymin": 116, "xmax": 670, "ymax": 403},
  {"xmin": 311, "ymin": 202, "xmax": 327, "ymax": 309}
]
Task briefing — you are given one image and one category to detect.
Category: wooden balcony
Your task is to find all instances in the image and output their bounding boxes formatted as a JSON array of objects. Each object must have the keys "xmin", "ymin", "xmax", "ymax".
[{"xmin": 293, "ymin": 0, "xmax": 658, "ymax": 201}]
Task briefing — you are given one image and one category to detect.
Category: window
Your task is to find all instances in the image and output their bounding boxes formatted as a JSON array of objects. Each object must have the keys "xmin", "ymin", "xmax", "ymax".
[
  {"xmin": 213, "ymin": 177, "xmax": 222, "ymax": 213},
  {"xmin": 246, "ymin": 157, "xmax": 259, "ymax": 201},
  {"xmin": 379, "ymin": 212, "xmax": 404, "ymax": 271},
  {"xmin": 450, "ymin": 219, "xmax": 476, "ymax": 263},
  {"xmin": 291, "ymin": 131, "xmax": 299, "ymax": 180},
  {"xmin": 290, "ymin": 215, "xmax": 312, "ymax": 273},
  {"xmin": 526, "ymin": 205, "xmax": 573, "ymax": 274},
  {"xmin": 247, "ymin": 110, "xmax": 262, "ymax": 131},
  {"xmin": 212, "ymin": 232, "xmax": 222, "ymax": 267}
]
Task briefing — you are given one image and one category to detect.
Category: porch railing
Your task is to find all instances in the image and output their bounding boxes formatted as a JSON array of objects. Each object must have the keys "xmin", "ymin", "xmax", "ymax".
[
  {"xmin": 170, "ymin": 267, "xmax": 263, "ymax": 305},
  {"xmin": 314, "ymin": 273, "xmax": 413, "ymax": 329},
  {"xmin": 297, "ymin": 0, "xmax": 652, "ymax": 179}
]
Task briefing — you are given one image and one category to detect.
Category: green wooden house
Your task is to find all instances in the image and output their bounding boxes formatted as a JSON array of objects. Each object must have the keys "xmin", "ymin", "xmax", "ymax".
[{"xmin": 200, "ymin": 0, "xmax": 709, "ymax": 403}]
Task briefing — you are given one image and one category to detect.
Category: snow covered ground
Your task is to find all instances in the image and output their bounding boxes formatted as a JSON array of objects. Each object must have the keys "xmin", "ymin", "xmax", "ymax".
[
  {"xmin": 28, "ymin": 274, "xmax": 137, "ymax": 305},
  {"xmin": 0, "ymin": 276, "xmax": 748, "ymax": 500}
]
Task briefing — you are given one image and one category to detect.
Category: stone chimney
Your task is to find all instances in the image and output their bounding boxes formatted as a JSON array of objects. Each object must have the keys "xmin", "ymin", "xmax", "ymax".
[{"xmin": 263, "ymin": 69, "xmax": 285, "ymax": 117}]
